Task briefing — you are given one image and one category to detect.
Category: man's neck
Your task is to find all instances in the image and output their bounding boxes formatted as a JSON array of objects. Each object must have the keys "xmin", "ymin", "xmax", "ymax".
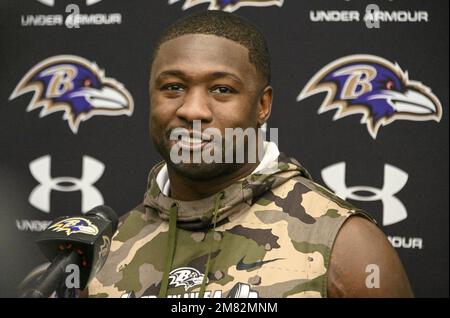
[{"xmin": 167, "ymin": 162, "xmax": 259, "ymax": 201}]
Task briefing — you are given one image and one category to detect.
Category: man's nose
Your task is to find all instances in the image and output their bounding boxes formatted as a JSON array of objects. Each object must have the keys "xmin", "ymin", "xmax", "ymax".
[{"xmin": 175, "ymin": 88, "xmax": 213, "ymax": 123}]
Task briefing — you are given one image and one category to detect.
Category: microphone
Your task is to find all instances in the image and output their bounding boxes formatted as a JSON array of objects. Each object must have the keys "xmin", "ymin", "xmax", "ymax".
[{"xmin": 23, "ymin": 205, "xmax": 118, "ymax": 298}]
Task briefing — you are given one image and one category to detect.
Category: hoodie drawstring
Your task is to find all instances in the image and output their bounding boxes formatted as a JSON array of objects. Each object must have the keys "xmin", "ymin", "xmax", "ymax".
[
  {"xmin": 198, "ymin": 192, "xmax": 224, "ymax": 298},
  {"xmin": 158, "ymin": 202, "xmax": 178, "ymax": 298}
]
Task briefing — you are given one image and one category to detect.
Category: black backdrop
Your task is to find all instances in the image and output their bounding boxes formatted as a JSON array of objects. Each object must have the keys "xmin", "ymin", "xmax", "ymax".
[{"xmin": 0, "ymin": 0, "xmax": 448, "ymax": 297}]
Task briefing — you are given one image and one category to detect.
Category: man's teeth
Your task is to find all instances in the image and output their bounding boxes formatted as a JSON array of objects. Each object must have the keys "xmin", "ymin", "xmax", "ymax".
[{"xmin": 181, "ymin": 136, "xmax": 203, "ymax": 144}]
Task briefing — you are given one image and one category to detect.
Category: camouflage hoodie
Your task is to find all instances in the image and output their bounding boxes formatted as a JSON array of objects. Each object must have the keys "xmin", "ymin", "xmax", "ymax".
[{"xmin": 88, "ymin": 148, "xmax": 374, "ymax": 298}]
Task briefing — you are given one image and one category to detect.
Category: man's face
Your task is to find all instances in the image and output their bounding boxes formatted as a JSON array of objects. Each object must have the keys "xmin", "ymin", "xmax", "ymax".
[{"xmin": 149, "ymin": 34, "xmax": 270, "ymax": 179}]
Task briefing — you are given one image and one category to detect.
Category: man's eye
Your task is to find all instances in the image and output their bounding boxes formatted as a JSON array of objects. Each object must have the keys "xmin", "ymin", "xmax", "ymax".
[
  {"xmin": 163, "ymin": 84, "xmax": 184, "ymax": 91},
  {"xmin": 210, "ymin": 86, "xmax": 234, "ymax": 94}
]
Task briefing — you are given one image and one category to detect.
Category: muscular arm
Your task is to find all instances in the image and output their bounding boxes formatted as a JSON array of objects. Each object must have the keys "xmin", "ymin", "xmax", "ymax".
[{"xmin": 327, "ymin": 215, "xmax": 413, "ymax": 297}]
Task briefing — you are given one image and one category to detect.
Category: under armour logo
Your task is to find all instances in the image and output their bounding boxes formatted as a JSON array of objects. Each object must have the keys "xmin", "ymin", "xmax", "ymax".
[
  {"xmin": 29, "ymin": 155, "xmax": 105, "ymax": 213},
  {"xmin": 321, "ymin": 162, "xmax": 408, "ymax": 226}
]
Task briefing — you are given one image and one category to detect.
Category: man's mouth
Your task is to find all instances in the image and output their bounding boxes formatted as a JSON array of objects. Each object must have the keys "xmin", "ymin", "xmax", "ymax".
[
  {"xmin": 178, "ymin": 136, "xmax": 209, "ymax": 151},
  {"xmin": 171, "ymin": 129, "xmax": 214, "ymax": 152}
]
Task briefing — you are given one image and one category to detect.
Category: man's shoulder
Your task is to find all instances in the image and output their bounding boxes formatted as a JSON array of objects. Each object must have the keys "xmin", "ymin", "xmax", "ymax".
[
  {"xmin": 117, "ymin": 204, "xmax": 146, "ymax": 224},
  {"xmin": 112, "ymin": 204, "xmax": 161, "ymax": 243},
  {"xmin": 87, "ymin": 205, "xmax": 164, "ymax": 298},
  {"xmin": 270, "ymin": 174, "xmax": 376, "ymax": 223}
]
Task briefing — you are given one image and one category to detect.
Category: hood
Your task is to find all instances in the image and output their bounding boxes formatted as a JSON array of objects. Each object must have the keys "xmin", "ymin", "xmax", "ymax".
[{"xmin": 143, "ymin": 144, "xmax": 312, "ymax": 231}]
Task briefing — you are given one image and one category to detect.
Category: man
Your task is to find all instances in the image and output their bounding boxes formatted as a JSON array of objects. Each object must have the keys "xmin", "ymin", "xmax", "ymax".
[{"xmin": 87, "ymin": 11, "xmax": 413, "ymax": 298}]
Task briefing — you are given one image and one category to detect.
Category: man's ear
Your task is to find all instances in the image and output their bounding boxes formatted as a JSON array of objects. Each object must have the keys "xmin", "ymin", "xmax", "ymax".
[{"xmin": 257, "ymin": 85, "xmax": 273, "ymax": 126}]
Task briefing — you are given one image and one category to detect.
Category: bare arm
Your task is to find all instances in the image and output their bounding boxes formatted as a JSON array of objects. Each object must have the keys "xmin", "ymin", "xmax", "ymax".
[{"xmin": 327, "ymin": 216, "xmax": 413, "ymax": 297}]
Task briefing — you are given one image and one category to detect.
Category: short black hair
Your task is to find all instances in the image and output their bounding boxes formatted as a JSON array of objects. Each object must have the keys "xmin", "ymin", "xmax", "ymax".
[{"xmin": 151, "ymin": 10, "xmax": 271, "ymax": 84}]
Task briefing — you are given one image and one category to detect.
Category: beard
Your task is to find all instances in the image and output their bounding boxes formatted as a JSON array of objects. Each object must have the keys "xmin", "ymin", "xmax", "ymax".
[{"xmin": 167, "ymin": 160, "xmax": 243, "ymax": 180}]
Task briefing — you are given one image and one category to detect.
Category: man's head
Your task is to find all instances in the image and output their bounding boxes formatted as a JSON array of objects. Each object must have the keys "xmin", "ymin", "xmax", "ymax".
[
  {"xmin": 151, "ymin": 10, "xmax": 271, "ymax": 85},
  {"xmin": 149, "ymin": 11, "xmax": 273, "ymax": 180}
]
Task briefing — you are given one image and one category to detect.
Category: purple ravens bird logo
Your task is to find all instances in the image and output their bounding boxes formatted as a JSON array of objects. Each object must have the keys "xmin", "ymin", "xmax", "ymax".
[
  {"xmin": 168, "ymin": 0, "xmax": 284, "ymax": 12},
  {"xmin": 297, "ymin": 55, "xmax": 442, "ymax": 139},
  {"xmin": 9, "ymin": 55, "xmax": 134, "ymax": 134},
  {"xmin": 48, "ymin": 217, "xmax": 99, "ymax": 236}
]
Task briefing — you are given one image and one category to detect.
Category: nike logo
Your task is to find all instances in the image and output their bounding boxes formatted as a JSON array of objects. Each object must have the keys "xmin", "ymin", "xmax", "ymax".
[{"xmin": 236, "ymin": 257, "xmax": 283, "ymax": 271}]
